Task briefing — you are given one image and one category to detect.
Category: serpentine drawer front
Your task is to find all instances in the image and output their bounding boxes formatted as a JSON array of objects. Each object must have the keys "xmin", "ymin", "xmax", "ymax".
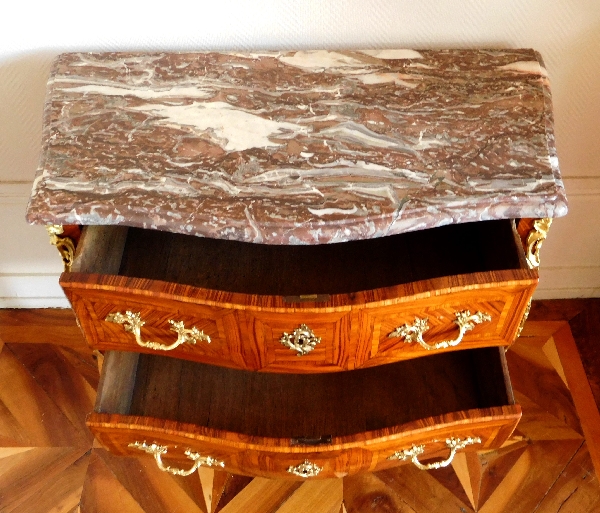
[
  {"xmin": 87, "ymin": 348, "xmax": 521, "ymax": 479},
  {"xmin": 62, "ymin": 219, "xmax": 537, "ymax": 372}
]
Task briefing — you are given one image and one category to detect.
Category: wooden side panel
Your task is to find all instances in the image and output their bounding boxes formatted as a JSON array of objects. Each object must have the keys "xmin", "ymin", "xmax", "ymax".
[
  {"xmin": 86, "ymin": 406, "xmax": 521, "ymax": 480},
  {"xmin": 61, "ymin": 225, "xmax": 82, "ymax": 245},
  {"xmin": 94, "ymin": 351, "xmax": 140, "ymax": 414},
  {"xmin": 516, "ymin": 218, "xmax": 535, "ymax": 256},
  {"xmin": 71, "ymin": 225, "xmax": 128, "ymax": 275}
]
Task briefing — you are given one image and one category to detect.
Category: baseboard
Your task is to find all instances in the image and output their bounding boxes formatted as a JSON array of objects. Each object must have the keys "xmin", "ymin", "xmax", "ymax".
[
  {"xmin": 0, "ymin": 274, "xmax": 69, "ymax": 308},
  {"xmin": 0, "ymin": 297, "xmax": 70, "ymax": 308},
  {"xmin": 536, "ymin": 265, "xmax": 600, "ymax": 299},
  {"xmin": 534, "ymin": 288, "xmax": 600, "ymax": 300}
]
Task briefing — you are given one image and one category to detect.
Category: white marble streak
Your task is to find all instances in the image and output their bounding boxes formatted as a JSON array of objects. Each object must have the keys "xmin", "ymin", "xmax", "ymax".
[
  {"xmin": 279, "ymin": 51, "xmax": 366, "ymax": 70},
  {"xmin": 360, "ymin": 49, "xmax": 424, "ymax": 60},
  {"xmin": 59, "ymin": 83, "xmax": 213, "ymax": 100},
  {"xmin": 318, "ymin": 122, "xmax": 416, "ymax": 152},
  {"xmin": 497, "ymin": 61, "xmax": 548, "ymax": 76},
  {"xmin": 130, "ymin": 101, "xmax": 305, "ymax": 152},
  {"xmin": 308, "ymin": 205, "xmax": 359, "ymax": 216},
  {"xmin": 354, "ymin": 73, "xmax": 419, "ymax": 88}
]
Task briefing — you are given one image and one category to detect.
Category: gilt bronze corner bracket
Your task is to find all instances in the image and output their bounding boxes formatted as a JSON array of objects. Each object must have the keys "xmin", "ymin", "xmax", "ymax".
[{"xmin": 46, "ymin": 224, "xmax": 79, "ymax": 272}]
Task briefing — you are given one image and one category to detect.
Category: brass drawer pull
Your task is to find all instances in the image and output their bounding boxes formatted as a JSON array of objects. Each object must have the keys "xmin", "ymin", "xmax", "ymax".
[
  {"xmin": 128, "ymin": 441, "xmax": 224, "ymax": 476},
  {"xmin": 287, "ymin": 459, "xmax": 323, "ymax": 478},
  {"xmin": 388, "ymin": 310, "xmax": 491, "ymax": 351},
  {"xmin": 280, "ymin": 324, "xmax": 321, "ymax": 356},
  {"xmin": 388, "ymin": 436, "xmax": 481, "ymax": 470},
  {"xmin": 105, "ymin": 311, "xmax": 210, "ymax": 351}
]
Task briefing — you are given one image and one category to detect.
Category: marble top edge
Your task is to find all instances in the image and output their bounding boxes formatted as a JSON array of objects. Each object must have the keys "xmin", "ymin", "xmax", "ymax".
[{"xmin": 27, "ymin": 49, "xmax": 567, "ymax": 245}]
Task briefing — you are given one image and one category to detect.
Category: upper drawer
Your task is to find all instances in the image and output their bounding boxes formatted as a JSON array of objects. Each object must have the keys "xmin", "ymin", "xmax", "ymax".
[
  {"xmin": 88, "ymin": 347, "xmax": 521, "ymax": 480},
  {"xmin": 62, "ymin": 220, "xmax": 537, "ymax": 371}
]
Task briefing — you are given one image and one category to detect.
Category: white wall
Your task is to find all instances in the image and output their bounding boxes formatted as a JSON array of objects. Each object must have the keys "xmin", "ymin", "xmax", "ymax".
[{"xmin": 1, "ymin": 0, "xmax": 599, "ymax": 306}]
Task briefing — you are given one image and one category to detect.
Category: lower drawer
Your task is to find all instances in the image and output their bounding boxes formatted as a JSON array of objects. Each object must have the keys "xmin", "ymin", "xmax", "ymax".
[{"xmin": 88, "ymin": 348, "xmax": 521, "ymax": 479}]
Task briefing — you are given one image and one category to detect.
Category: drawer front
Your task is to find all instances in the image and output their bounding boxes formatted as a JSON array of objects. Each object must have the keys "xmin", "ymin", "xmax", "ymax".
[
  {"xmin": 65, "ymin": 281, "xmax": 355, "ymax": 371},
  {"xmin": 87, "ymin": 406, "xmax": 521, "ymax": 480},
  {"xmin": 62, "ymin": 270, "xmax": 535, "ymax": 372},
  {"xmin": 62, "ymin": 274, "xmax": 359, "ymax": 372},
  {"xmin": 355, "ymin": 281, "xmax": 534, "ymax": 368},
  {"xmin": 246, "ymin": 311, "xmax": 352, "ymax": 372},
  {"xmin": 66, "ymin": 287, "xmax": 257, "ymax": 370},
  {"xmin": 87, "ymin": 419, "xmax": 368, "ymax": 479},
  {"xmin": 366, "ymin": 411, "xmax": 522, "ymax": 473}
]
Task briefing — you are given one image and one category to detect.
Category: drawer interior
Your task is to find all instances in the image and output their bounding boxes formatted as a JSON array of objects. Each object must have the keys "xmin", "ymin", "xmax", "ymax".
[
  {"xmin": 95, "ymin": 347, "xmax": 514, "ymax": 440},
  {"xmin": 74, "ymin": 219, "xmax": 527, "ymax": 296}
]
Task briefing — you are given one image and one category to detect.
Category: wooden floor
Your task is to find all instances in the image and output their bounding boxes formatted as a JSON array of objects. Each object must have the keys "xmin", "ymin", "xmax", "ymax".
[{"xmin": 0, "ymin": 304, "xmax": 599, "ymax": 512}]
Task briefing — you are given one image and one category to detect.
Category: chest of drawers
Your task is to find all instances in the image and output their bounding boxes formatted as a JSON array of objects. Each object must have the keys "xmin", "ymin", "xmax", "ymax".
[{"xmin": 27, "ymin": 49, "xmax": 566, "ymax": 479}]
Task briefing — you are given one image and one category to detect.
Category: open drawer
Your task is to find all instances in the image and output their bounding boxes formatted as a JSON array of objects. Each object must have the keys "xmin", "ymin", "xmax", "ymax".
[
  {"xmin": 63, "ymin": 219, "xmax": 537, "ymax": 372},
  {"xmin": 87, "ymin": 346, "xmax": 522, "ymax": 479}
]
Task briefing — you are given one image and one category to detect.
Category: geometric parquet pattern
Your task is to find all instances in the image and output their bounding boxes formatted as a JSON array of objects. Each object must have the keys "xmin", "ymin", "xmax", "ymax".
[{"xmin": 0, "ymin": 313, "xmax": 599, "ymax": 512}]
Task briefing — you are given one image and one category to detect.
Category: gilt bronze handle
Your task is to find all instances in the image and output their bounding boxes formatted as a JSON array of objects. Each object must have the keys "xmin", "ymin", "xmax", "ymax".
[
  {"xmin": 106, "ymin": 311, "xmax": 210, "ymax": 351},
  {"xmin": 128, "ymin": 441, "xmax": 224, "ymax": 475},
  {"xmin": 388, "ymin": 310, "xmax": 491, "ymax": 351},
  {"xmin": 388, "ymin": 436, "xmax": 481, "ymax": 470}
]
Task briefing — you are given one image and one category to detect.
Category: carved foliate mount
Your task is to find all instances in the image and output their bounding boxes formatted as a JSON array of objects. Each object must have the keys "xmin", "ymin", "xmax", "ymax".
[
  {"xmin": 280, "ymin": 324, "xmax": 321, "ymax": 356},
  {"xmin": 515, "ymin": 299, "xmax": 532, "ymax": 339},
  {"xmin": 287, "ymin": 459, "xmax": 323, "ymax": 478},
  {"xmin": 514, "ymin": 217, "xmax": 552, "ymax": 338},
  {"xmin": 525, "ymin": 218, "xmax": 552, "ymax": 270},
  {"xmin": 105, "ymin": 311, "xmax": 210, "ymax": 351},
  {"xmin": 46, "ymin": 224, "xmax": 76, "ymax": 272}
]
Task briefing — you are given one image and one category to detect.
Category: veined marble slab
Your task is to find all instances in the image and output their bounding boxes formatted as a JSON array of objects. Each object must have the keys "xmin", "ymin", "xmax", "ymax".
[{"xmin": 26, "ymin": 50, "xmax": 567, "ymax": 244}]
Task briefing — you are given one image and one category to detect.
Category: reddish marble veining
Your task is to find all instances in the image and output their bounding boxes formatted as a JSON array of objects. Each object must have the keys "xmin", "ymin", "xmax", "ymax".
[{"xmin": 26, "ymin": 50, "xmax": 567, "ymax": 244}]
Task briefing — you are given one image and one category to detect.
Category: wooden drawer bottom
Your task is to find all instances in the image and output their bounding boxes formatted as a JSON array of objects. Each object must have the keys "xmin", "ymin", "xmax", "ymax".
[{"xmin": 88, "ymin": 348, "xmax": 521, "ymax": 479}]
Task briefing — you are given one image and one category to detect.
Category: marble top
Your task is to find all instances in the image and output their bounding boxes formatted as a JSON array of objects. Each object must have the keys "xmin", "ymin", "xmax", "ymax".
[{"xmin": 26, "ymin": 49, "xmax": 567, "ymax": 244}]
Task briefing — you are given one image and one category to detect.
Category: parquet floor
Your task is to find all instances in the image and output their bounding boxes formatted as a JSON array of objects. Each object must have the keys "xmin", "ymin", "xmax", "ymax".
[{"xmin": 0, "ymin": 308, "xmax": 599, "ymax": 512}]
